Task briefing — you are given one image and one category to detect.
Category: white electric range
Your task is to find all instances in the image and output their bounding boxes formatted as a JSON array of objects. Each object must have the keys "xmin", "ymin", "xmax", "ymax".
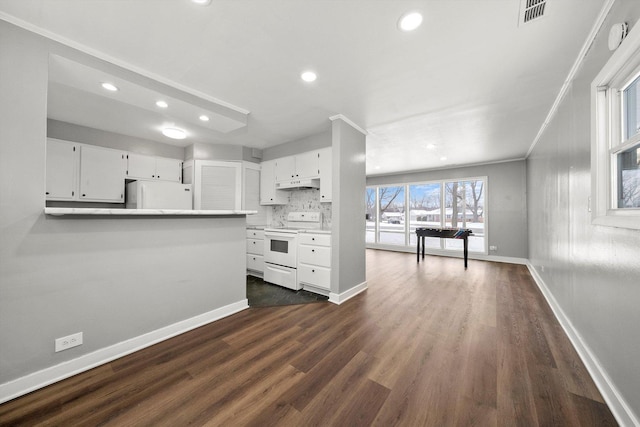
[{"xmin": 263, "ymin": 212, "xmax": 322, "ymax": 290}]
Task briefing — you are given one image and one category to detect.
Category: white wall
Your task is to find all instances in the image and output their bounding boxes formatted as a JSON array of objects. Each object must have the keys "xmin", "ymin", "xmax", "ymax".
[
  {"xmin": 527, "ymin": 1, "xmax": 640, "ymax": 423},
  {"xmin": 0, "ymin": 21, "xmax": 247, "ymax": 394},
  {"xmin": 367, "ymin": 160, "xmax": 528, "ymax": 259}
]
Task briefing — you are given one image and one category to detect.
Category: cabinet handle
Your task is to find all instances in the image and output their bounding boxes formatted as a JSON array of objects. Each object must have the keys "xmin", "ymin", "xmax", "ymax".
[
  {"xmin": 311, "ymin": 249, "xmax": 315, "ymax": 252},
  {"xmin": 311, "ymin": 237, "xmax": 315, "ymax": 241},
  {"xmin": 45, "ymin": 192, "xmax": 49, "ymax": 195},
  {"xmin": 152, "ymin": 175, "xmax": 155, "ymax": 178},
  {"xmin": 82, "ymin": 194, "xmax": 86, "ymax": 197},
  {"xmin": 157, "ymin": 175, "xmax": 160, "ymax": 178},
  {"xmin": 312, "ymin": 269, "xmax": 315, "ymax": 273}
]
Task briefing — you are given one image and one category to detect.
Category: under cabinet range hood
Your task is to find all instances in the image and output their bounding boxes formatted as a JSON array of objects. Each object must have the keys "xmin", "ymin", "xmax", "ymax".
[{"xmin": 276, "ymin": 178, "xmax": 320, "ymax": 190}]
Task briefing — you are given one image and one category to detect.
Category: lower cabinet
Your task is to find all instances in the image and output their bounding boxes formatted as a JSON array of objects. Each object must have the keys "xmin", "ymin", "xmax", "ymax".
[
  {"xmin": 246, "ymin": 228, "xmax": 264, "ymax": 277},
  {"xmin": 298, "ymin": 233, "xmax": 331, "ymax": 295}
]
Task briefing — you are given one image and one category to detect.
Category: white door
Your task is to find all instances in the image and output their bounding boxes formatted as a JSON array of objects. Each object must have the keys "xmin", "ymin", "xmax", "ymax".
[
  {"xmin": 126, "ymin": 153, "xmax": 155, "ymax": 180},
  {"xmin": 194, "ymin": 160, "xmax": 241, "ymax": 210},
  {"xmin": 79, "ymin": 145, "xmax": 126, "ymax": 202},
  {"xmin": 155, "ymin": 157, "xmax": 182, "ymax": 182},
  {"xmin": 46, "ymin": 139, "xmax": 78, "ymax": 200}
]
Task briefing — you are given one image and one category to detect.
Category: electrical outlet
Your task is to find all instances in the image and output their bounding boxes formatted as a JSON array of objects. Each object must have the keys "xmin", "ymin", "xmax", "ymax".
[
  {"xmin": 55, "ymin": 332, "xmax": 83, "ymax": 352},
  {"xmin": 489, "ymin": 245, "xmax": 498, "ymax": 251}
]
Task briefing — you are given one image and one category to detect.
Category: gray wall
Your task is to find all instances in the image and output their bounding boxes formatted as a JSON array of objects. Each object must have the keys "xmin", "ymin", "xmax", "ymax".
[
  {"xmin": 331, "ymin": 119, "xmax": 367, "ymax": 294},
  {"xmin": 262, "ymin": 130, "xmax": 331, "ymax": 160},
  {"xmin": 527, "ymin": 0, "xmax": 640, "ymax": 420},
  {"xmin": 48, "ymin": 119, "xmax": 186, "ymax": 160},
  {"xmin": 0, "ymin": 21, "xmax": 246, "ymax": 386},
  {"xmin": 367, "ymin": 160, "xmax": 528, "ymax": 259}
]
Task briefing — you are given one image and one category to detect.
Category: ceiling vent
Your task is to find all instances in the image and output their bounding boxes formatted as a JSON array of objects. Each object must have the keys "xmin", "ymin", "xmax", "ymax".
[{"xmin": 519, "ymin": 0, "xmax": 547, "ymax": 25}]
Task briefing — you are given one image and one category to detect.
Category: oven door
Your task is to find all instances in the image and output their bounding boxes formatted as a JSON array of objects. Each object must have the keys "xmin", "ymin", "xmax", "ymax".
[{"xmin": 264, "ymin": 230, "xmax": 298, "ymax": 268}]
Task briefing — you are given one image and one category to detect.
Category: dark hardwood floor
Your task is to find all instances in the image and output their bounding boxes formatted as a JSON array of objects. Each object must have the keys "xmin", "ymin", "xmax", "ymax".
[{"xmin": 0, "ymin": 250, "xmax": 617, "ymax": 426}]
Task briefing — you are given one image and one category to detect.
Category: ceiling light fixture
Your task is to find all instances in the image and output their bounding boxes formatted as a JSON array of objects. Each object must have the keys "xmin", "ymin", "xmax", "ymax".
[
  {"xmin": 162, "ymin": 127, "xmax": 187, "ymax": 140},
  {"xmin": 190, "ymin": 0, "xmax": 212, "ymax": 5},
  {"xmin": 101, "ymin": 82, "xmax": 118, "ymax": 92},
  {"xmin": 398, "ymin": 12, "xmax": 423, "ymax": 32},
  {"xmin": 440, "ymin": 156, "xmax": 447, "ymax": 161},
  {"xmin": 199, "ymin": 115, "xmax": 210, "ymax": 122},
  {"xmin": 301, "ymin": 71, "xmax": 317, "ymax": 83},
  {"xmin": 155, "ymin": 100, "xmax": 168, "ymax": 108}
]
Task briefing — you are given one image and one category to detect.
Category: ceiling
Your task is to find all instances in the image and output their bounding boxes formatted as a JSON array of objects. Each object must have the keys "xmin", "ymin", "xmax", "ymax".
[{"xmin": 0, "ymin": 0, "xmax": 605, "ymax": 175}]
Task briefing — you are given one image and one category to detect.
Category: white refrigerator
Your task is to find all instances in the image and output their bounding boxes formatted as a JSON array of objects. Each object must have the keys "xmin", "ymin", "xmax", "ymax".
[{"xmin": 125, "ymin": 181, "xmax": 192, "ymax": 210}]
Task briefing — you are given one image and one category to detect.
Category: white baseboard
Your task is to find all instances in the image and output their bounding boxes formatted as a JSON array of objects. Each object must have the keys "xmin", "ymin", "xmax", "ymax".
[
  {"xmin": 365, "ymin": 244, "xmax": 527, "ymax": 265},
  {"xmin": 0, "ymin": 299, "xmax": 249, "ymax": 405},
  {"xmin": 526, "ymin": 264, "xmax": 639, "ymax": 427},
  {"xmin": 329, "ymin": 281, "xmax": 367, "ymax": 305}
]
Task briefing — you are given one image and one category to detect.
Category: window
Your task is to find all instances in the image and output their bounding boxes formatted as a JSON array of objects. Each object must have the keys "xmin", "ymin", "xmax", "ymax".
[
  {"xmin": 366, "ymin": 177, "xmax": 486, "ymax": 253},
  {"xmin": 592, "ymin": 20, "xmax": 640, "ymax": 229}
]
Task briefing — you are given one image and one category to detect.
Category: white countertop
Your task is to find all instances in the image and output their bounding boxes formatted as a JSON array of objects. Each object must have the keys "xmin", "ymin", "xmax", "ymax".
[
  {"xmin": 45, "ymin": 208, "xmax": 258, "ymax": 216},
  {"xmin": 299, "ymin": 229, "xmax": 332, "ymax": 234}
]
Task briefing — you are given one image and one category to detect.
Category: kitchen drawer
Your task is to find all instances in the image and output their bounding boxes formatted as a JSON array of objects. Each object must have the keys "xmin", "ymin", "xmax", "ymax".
[
  {"xmin": 247, "ymin": 254, "xmax": 264, "ymax": 272},
  {"xmin": 298, "ymin": 263, "xmax": 330, "ymax": 289},
  {"xmin": 246, "ymin": 238, "xmax": 264, "ymax": 255},
  {"xmin": 298, "ymin": 244, "xmax": 331, "ymax": 267},
  {"xmin": 264, "ymin": 263, "xmax": 299, "ymax": 290},
  {"xmin": 299, "ymin": 233, "xmax": 331, "ymax": 246},
  {"xmin": 246, "ymin": 229, "xmax": 265, "ymax": 240}
]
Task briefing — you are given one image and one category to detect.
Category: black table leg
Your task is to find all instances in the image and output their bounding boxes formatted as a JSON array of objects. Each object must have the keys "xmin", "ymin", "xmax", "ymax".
[
  {"xmin": 463, "ymin": 236, "xmax": 468, "ymax": 269},
  {"xmin": 416, "ymin": 234, "xmax": 420, "ymax": 262},
  {"xmin": 422, "ymin": 236, "xmax": 425, "ymax": 260}
]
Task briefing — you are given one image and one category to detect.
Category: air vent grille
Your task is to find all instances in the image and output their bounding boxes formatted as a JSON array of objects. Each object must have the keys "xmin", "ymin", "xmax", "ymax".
[{"xmin": 520, "ymin": 0, "xmax": 547, "ymax": 25}]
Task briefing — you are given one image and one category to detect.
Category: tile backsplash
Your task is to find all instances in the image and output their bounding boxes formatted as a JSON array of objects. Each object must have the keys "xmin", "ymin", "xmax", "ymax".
[{"xmin": 271, "ymin": 189, "xmax": 332, "ymax": 229}]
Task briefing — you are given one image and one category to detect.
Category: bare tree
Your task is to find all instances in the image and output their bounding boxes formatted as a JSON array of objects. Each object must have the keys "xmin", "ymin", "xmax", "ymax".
[
  {"xmin": 467, "ymin": 181, "xmax": 484, "ymax": 222},
  {"xmin": 379, "ymin": 187, "xmax": 403, "ymax": 213}
]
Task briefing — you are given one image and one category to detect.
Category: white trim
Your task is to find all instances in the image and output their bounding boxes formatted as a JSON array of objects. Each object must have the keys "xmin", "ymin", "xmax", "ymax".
[
  {"xmin": 527, "ymin": 0, "xmax": 616, "ymax": 157},
  {"xmin": 365, "ymin": 245, "xmax": 527, "ymax": 265},
  {"xmin": 329, "ymin": 281, "xmax": 368, "ymax": 305},
  {"xmin": 526, "ymin": 264, "xmax": 640, "ymax": 427},
  {"xmin": 0, "ymin": 12, "xmax": 250, "ymax": 115},
  {"xmin": 367, "ymin": 157, "xmax": 526, "ymax": 178},
  {"xmin": 329, "ymin": 114, "xmax": 368, "ymax": 136},
  {"xmin": 0, "ymin": 299, "xmax": 249, "ymax": 405}
]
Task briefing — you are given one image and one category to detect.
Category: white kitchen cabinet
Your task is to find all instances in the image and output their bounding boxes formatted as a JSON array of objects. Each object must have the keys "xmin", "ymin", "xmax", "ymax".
[
  {"xmin": 78, "ymin": 145, "xmax": 126, "ymax": 203},
  {"xmin": 260, "ymin": 160, "xmax": 288, "ymax": 205},
  {"xmin": 126, "ymin": 153, "xmax": 182, "ymax": 182},
  {"xmin": 318, "ymin": 147, "xmax": 332, "ymax": 202},
  {"xmin": 190, "ymin": 160, "xmax": 242, "ymax": 210},
  {"xmin": 298, "ymin": 232, "xmax": 331, "ymax": 295},
  {"xmin": 242, "ymin": 162, "xmax": 261, "ymax": 210},
  {"xmin": 274, "ymin": 151, "xmax": 320, "ymax": 182},
  {"xmin": 46, "ymin": 138, "xmax": 79, "ymax": 201},
  {"xmin": 246, "ymin": 228, "xmax": 264, "ymax": 277}
]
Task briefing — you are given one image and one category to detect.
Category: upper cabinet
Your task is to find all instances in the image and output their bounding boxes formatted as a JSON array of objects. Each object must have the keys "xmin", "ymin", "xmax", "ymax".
[
  {"xmin": 46, "ymin": 138, "xmax": 79, "ymax": 201},
  {"xmin": 260, "ymin": 160, "xmax": 288, "ymax": 205},
  {"xmin": 127, "ymin": 153, "xmax": 182, "ymax": 182},
  {"xmin": 274, "ymin": 151, "xmax": 320, "ymax": 182},
  {"xmin": 318, "ymin": 147, "xmax": 332, "ymax": 202},
  {"xmin": 78, "ymin": 145, "xmax": 127, "ymax": 203}
]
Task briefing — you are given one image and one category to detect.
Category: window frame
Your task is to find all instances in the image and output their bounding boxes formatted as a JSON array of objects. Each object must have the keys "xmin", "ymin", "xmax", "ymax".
[
  {"xmin": 591, "ymin": 18, "xmax": 640, "ymax": 229},
  {"xmin": 365, "ymin": 175, "xmax": 488, "ymax": 255}
]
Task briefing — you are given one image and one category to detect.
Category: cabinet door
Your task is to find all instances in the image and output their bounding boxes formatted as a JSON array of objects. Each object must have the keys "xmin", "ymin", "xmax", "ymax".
[
  {"xmin": 155, "ymin": 157, "xmax": 182, "ymax": 182},
  {"xmin": 318, "ymin": 147, "xmax": 332, "ymax": 202},
  {"xmin": 194, "ymin": 161, "xmax": 241, "ymax": 210},
  {"xmin": 79, "ymin": 145, "xmax": 126, "ymax": 202},
  {"xmin": 260, "ymin": 160, "xmax": 287, "ymax": 205},
  {"xmin": 46, "ymin": 139, "xmax": 78, "ymax": 200},
  {"xmin": 274, "ymin": 156, "xmax": 296, "ymax": 181},
  {"xmin": 296, "ymin": 151, "xmax": 320, "ymax": 179},
  {"xmin": 126, "ymin": 153, "xmax": 155, "ymax": 180}
]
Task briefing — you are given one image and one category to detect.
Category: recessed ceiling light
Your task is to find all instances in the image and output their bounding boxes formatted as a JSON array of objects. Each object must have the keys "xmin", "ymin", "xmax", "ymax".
[
  {"xmin": 191, "ymin": 0, "xmax": 211, "ymax": 5},
  {"xmin": 155, "ymin": 100, "xmax": 168, "ymax": 108},
  {"xmin": 199, "ymin": 115, "xmax": 210, "ymax": 122},
  {"xmin": 398, "ymin": 12, "xmax": 423, "ymax": 32},
  {"xmin": 301, "ymin": 71, "xmax": 317, "ymax": 83},
  {"xmin": 440, "ymin": 156, "xmax": 447, "ymax": 161},
  {"xmin": 162, "ymin": 127, "xmax": 187, "ymax": 140},
  {"xmin": 427, "ymin": 144, "xmax": 436, "ymax": 150},
  {"xmin": 101, "ymin": 82, "xmax": 118, "ymax": 92}
]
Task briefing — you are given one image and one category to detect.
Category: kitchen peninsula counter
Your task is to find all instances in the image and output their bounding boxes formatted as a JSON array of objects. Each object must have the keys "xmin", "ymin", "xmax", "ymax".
[{"xmin": 44, "ymin": 208, "xmax": 258, "ymax": 216}]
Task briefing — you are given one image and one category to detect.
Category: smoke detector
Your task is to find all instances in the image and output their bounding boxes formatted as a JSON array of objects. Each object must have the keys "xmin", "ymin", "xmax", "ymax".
[{"xmin": 519, "ymin": 0, "xmax": 547, "ymax": 26}]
